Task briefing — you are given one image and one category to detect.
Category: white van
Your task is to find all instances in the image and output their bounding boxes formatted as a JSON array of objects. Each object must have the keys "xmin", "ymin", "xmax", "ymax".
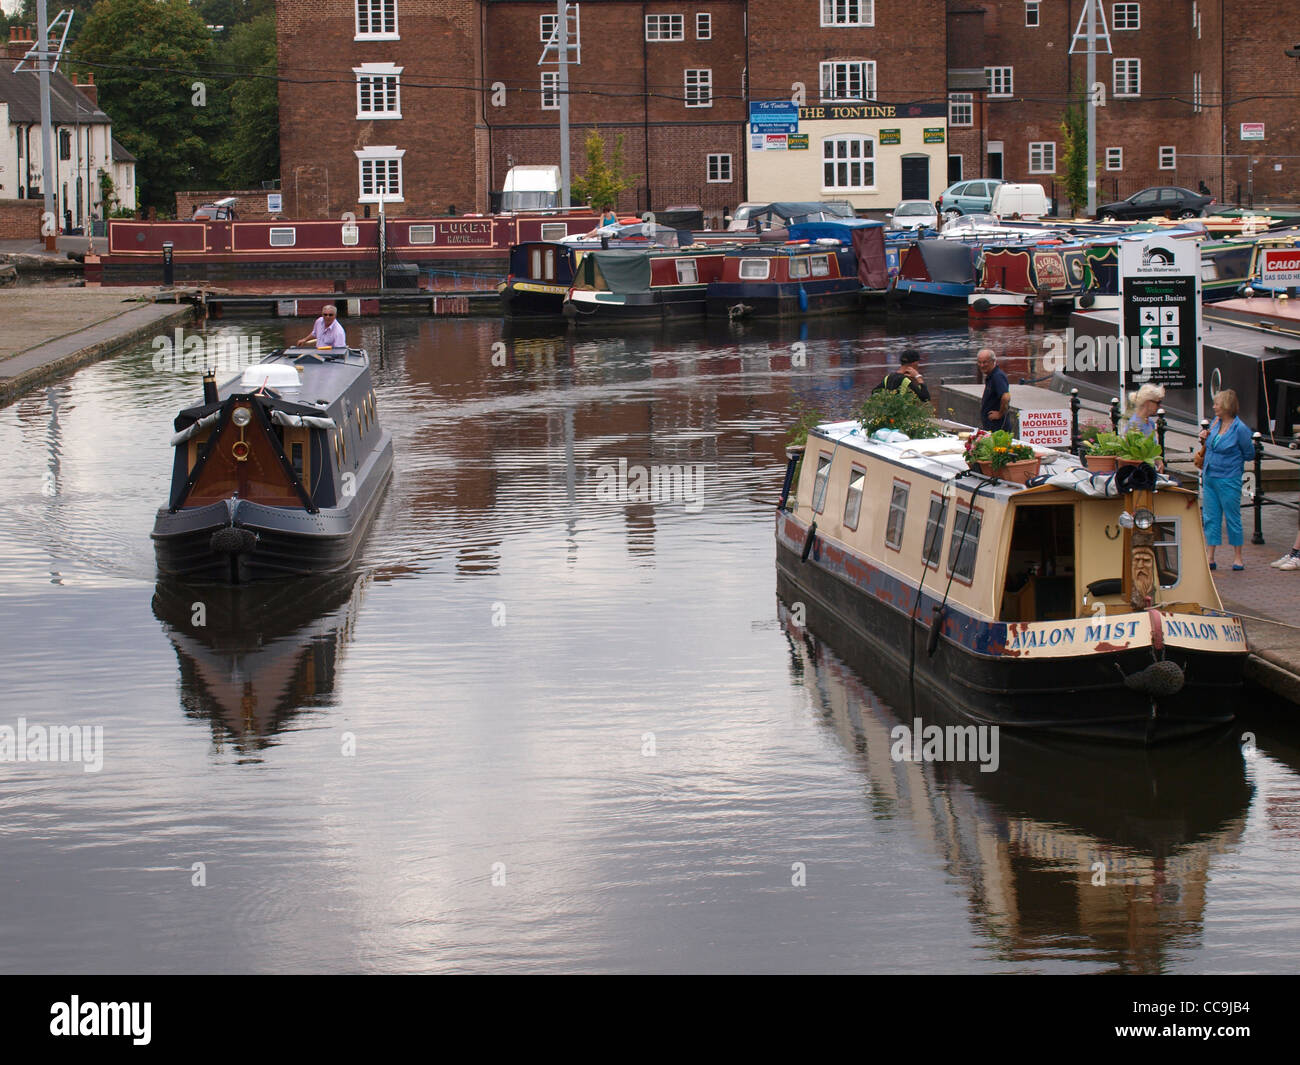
[
  {"xmin": 990, "ymin": 183, "xmax": 1050, "ymax": 220},
  {"xmin": 500, "ymin": 165, "xmax": 563, "ymax": 212}
]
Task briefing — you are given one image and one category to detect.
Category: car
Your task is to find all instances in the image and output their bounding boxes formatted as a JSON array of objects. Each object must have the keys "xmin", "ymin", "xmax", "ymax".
[
  {"xmin": 1095, "ymin": 186, "xmax": 1214, "ymax": 221},
  {"xmin": 191, "ymin": 196, "xmax": 237, "ymax": 221},
  {"xmin": 936, "ymin": 178, "xmax": 1006, "ymax": 219},
  {"xmin": 888, "ymin": 200, "xmax": 939, "ymax": 230}
]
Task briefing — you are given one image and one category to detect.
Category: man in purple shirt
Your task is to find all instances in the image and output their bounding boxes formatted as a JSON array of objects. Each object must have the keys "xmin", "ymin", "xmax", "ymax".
[{"xmin": 297, "ymin": 305, "xmax": 347, "ymax": 349}]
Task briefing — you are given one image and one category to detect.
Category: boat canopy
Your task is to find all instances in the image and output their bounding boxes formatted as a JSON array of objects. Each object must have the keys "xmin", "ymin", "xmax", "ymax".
[
  {"xmin": 577, "ymin": 248, "xmax": 652, "ymax": 292},
  {"xmin": 900, "ymin": 239, "xmax": 978, "ymax": 284}
]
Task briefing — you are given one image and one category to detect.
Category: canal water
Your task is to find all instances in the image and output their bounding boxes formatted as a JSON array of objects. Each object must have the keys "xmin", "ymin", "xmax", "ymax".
[{"xmin": 1, "ymin": 316, "xmax": 1297, "ymax": 974}]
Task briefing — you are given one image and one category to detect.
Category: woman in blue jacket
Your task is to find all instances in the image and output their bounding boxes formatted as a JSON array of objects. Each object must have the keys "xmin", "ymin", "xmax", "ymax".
[{"xmin": 1198, "ymin": 389, "xmax": 1255, "ymax": 570}]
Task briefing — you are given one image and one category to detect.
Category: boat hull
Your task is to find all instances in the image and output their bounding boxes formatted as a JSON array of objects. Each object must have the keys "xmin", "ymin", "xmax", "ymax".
[
  {"xmin": 776, "ymin": 514, "xmax": 1242, "ymax": 744},
  {"xmin": 499, "ymin": 279, "xmax": 568, "ymax": 320},
  {"xmin": 562, "ymin": 287, "xmax": 707, "ymax": 324},
  {"xmin": 706, "ymin": 279, "xmax": 862, "ymax": 319}
]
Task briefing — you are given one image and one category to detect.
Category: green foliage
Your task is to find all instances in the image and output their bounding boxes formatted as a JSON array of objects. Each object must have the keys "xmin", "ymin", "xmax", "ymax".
[
  {"xmin": 787, "ymin": 403, "xmax": 824, "ymax": 448},
  {"xmin": 967, "ymin": 429, "xmax": 1035, "ymax": 470},
  {"xmin": 214, "ymin": 14, "xmax": 279, "ymax": 187},
  {"xmin": 1088, "ymin": 431, "xmax": 1125, "ymax": 456},
  {"xmin": 1060, "ymin": 79, "xmax": 1088, "ymax": 214},
  {"xmin": 857, "ymin": 386, "xmax": 943, "ymax": 439},
  {"xmin": 571, "ymin": 130, "xmax": 637, "ymax": 210},
  {"xmin": 1116, "ymin": 429, "xmax": 1162, "ymax": 462}
]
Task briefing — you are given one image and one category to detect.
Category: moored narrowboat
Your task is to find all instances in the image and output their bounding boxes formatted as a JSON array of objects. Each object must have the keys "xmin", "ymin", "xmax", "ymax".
[
  {"xmin": 886, "ymin": 239, "xmax": 979, "ymax": 314},
  {"xmin": 152, "ymin": 346, "xmax": 393, "ymax": 583},
  {"xmin": 968, "ymin": 240, "xmax": 1092, "ymax": 320},
  {"xmin": 776, "ymin": 420, "xmax": 1246, "ymax": 744},
  {"xmin": 562, "ymin": 246, "xmax": 727, "ymax": 324}
]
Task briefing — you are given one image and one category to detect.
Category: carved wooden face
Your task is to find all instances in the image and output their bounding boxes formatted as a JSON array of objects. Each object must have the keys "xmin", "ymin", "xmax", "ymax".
[{"xmin": 1131, "ymin": 546, "xmax": 1157, "ymax": 604}]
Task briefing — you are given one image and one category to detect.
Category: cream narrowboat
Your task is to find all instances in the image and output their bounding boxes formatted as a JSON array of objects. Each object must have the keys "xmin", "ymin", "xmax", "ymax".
[{"xmin": 775, "ymin": 422, "xmax": 1247, "ymax": 743}]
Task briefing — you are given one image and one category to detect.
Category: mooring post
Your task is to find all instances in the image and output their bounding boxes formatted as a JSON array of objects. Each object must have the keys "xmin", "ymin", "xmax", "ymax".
[
  {"xmin": 1155, "ymin": 407, "xmax": 1167, "ymax": 459},
  {"xmin": 1109, "ymin": 396, "xmax": 1120, "ymax": 432},
  {"xmin": 1252, "ymin": 432, "xmax": 1265, "ymax": 544},
  {"xmin": 1069, "ymin": 389, "xmax": 1082, "ymax": 457}
]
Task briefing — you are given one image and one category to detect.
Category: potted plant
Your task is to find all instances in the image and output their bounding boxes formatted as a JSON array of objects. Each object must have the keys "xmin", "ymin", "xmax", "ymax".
[
  {"xmin": 965, "ymin": 429, "xmax": 1041, "ymax": 483},
  {"xmin": 856, "ymin": 386, "xmax": 943, "ymax": 440},
  {"xmin": 1084, "ymin": 430, "xmax": 1125, "ymax": 472},
  {"xmin": 1115, "ymin": 428, "xmax": 1162, "ymax": 467}
]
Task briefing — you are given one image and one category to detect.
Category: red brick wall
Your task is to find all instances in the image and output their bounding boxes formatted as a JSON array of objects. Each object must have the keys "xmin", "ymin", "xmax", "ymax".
[
  {"xmin": 174, "ymin": 190, "xmax": 284, "ymax": 220},
  {"xmin": 0, "ymin": 199, "xmax": 42, "ymax": 239}
]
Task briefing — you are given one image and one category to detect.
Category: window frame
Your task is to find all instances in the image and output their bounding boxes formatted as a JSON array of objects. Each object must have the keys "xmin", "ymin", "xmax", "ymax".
[
  {"xmin": 819, "ymin": 59, "xmax": 877, "ymax": 102},
  {"xmin": 822, "ymin": 135, "xmax": 875, "ymax": 191},
  {"xmin": 355, "ymin": 0, "xmax": 398, "ymax": 41},
  {"xmin": 1154, "ymin": 516, "xmax": 1181, "ymax": 589},
  {"xmin": 739, "ymin": 258, "xmax": 771, "ymax": 280},
  {"xmin": 645, "ymin": 14, "xmax": 684, "ymax": 41},
  {"xmin": 1106, "ymin": 146, "xmax": 1124, "ymax": 171},
  {"xmin": 843, "ymin": 465, "xmax": 867, "ymax": 531},
  {"xmin": 684, "ymin": 68, "xmax": 713, "ymax": 108},
  {"xmin": 946, "ymin": 502, "xmax": 983, "ymax": 585},
  {"xmin": 696, "ymin": 12, "xmax": 711, "ymax": 39},
  {"xmin": 706, "ymin": 153, "xmax": 732, "ymax": 183},
  {"xmin": 948, "ymin": 92, "xmax": 973, "ymax": 127},
  {"xmin": 811, "ymin": 450, "xmax": 833, "ymax": 514},
  {"xmin": 1159, "ymin": 145, "xmax": 1176, "ymax": 170},
  {"xmin": 541, "ymin": 70, "xmax": 560, "ymax": 110},
  {"xmin": 809, "ymin": 255, "xmax": 831, "ymax": 278},
  {"xmin": 1028, "ymin": 141, "xmax": 1056, "ymax": 175},
  {"xmin": 674, "ymin": 258, "xmax": 699, "ymax": 284},
  {"xmin": 1113, "ymin": 57, "xmax": 1141, "ymax": 98},
  {"xmin": 355, "ymin": 146, "xmax": 405, "ymax": 203},
  {"xmin": 985, "ymin": 66, "xmax": 1013, "ymax": 97},
  {"xmin": 1112, "ymin": 2, "xmax": 1140, "ymax": 30},
  {"xmin": 922, "ymin": 492, "xmax": 949, "ymax": 570},
  {"xmin": 354, "ymin": 63, "xmax": 402, "ymax": 120},
  {"xmin": 269, "ymin": 227, "xmax": 296, "ymax": 247},
  {"xmin": 885, "ymin": 479, "xmax": 910, "ymax": 553},
  {"xmin": 1025, "ymin": 1, "xmax": 1040, "ymax": 27},
  {"xmin": 820, "ymin": 0, "xmax": 874, "ymax": 27}
]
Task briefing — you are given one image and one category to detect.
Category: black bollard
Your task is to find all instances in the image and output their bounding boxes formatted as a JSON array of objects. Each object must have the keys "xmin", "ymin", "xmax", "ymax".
[
  {"xmin": 1252, "ymin": 432, "xmax": 1265, "ymax": 544},
  {"xmin": 1069, "ymin": 389, "xmax": 1082, "ymax": 457},
  {"xmin": 1155, "ymin": 407, "xmax": 1167, "ymax": 458},
  {"xmin": 162, "ymin": 241, "xmax": 174, "ymax": 287},
  {"xmin": 1109, "ymin": 397, "xmax": 1120, "ymax": 432}
]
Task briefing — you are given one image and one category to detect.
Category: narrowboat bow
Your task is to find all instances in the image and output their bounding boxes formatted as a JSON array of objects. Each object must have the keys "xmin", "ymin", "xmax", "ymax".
[
  {"xmin": 152, "ymin": 346, "xmax": 394, "ymax": 583},
  {"xmin": 776, "ymin": 421, "xmax": 1246, "ymax": 743}
]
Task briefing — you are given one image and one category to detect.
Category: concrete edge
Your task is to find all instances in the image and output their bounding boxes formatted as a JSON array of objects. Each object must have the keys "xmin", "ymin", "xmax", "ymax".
[
  {"xmin": 1244, "ymin": 653, "xmax": 1300, "ymax": 705},
  {"xmin": 0, "ymin": 303, "xmax": 195, "ymax": 407}
]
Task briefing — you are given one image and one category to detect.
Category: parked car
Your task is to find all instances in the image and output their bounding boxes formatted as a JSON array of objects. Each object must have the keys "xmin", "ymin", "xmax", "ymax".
[
  {"xmin": 1095, "ymin": 186, "xmax": 1214, "ymax": 221},
  {"xmin": 936, "ymin": 178, "xmax": 1006, "ymax": 219},
  {"xmin": 191, "ymin": 196, "xmax": 237, "ymax": 221},
  {"xmin": 888, "ymin": 200, "xmax": 939, "ymax": 230}
]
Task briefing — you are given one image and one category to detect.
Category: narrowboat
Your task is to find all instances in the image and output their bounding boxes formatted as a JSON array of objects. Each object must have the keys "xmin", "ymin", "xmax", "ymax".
[
  {"xmin": 1235, "ymin": 229, "xmax": 1300, "ymax": 297},
  {"xmin": 561, "ymin": 246, "xmax": 727, "ymax": 324},
  {"xmin": 886, "ymin": 239, "xmax": 979, "ymax": 314},
  {"xmin": 706, "ymin": 220, "xmax": 883, "ymax": 319},
  {"xmin": 776, "ymin": 419, "xmax": 1247, "ymax": 743},
  {"xmin": 968, "ymin": 240, "xmax": 1092, "ymax": 320},
  {"xmin": 152, "ymin": 346, "xmax": 393, "ymax": 583}
]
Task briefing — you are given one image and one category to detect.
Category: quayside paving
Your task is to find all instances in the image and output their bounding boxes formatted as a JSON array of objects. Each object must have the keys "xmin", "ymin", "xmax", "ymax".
[{"xmin": 0, "ymin": 287, "xmax": 194, "ymax": 406}]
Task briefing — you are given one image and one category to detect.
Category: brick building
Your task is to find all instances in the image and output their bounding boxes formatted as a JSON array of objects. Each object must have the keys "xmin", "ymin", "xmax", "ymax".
[{"xmin": 275, "ymin": 0, "xmax": 1300, "ymax": 220}]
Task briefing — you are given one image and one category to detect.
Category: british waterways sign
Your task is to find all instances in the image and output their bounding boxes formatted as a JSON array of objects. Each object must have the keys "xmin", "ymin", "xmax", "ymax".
[{"xmin": 1119, "ymin": 234, "xmax": 1203, "ymax": 417}]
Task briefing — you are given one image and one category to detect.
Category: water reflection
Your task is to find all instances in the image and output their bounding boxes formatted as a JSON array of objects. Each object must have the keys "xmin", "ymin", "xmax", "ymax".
[
  {"xmin": 776, "ymin": 588, "xmax": 1252, "ymax": 973},
  {"xmin": 153, "ymin": 573, "xmax": 370, "ymax": 758}
]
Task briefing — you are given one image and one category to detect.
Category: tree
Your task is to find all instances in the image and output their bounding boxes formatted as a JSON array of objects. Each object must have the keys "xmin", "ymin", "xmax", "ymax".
[
  {"xmin": 214, "ymin": 13, "xmax": 278, "ymax": 187},
  {"xmin": 75, "ymin": 0, "xmax": 223, "ymax": 213},
  {"xmin": 1060, "ymin": 79, "xmax": 1089, "ymax": 215},
  {"xmin": 571, "ymin": 130, "xmax": 637, "ymax": 210}
]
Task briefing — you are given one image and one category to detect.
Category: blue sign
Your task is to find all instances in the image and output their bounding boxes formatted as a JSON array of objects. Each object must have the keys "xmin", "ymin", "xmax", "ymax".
[
  {"xmin": 750, "ymin": 122, "xmax": 797, "ymax": 134},
  {"xmin": 749, "ymin": 100, "xmax": 799, "ymax": 128}
]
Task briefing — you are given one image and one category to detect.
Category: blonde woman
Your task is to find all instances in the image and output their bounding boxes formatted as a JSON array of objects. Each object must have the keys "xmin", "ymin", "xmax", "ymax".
[
  {"xmin": 1125, "ymin": 383, "xmax": 1165, "ymax": 436},
  {"xmin": 1198, "ymin": 389, "xmax": 1255, "ymax": 571}
]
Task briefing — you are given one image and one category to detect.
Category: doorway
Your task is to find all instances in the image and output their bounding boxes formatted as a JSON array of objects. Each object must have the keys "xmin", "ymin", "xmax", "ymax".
[
  {"xmin": 900, "ymin": 155, "xmax": 930, "ymax": 201},
  {"xmin": 987, "ymin": 141, "xmax": 1004, "ymax": 180},
  {"xmin": 948, "ymin": 154, "xmax": 963, "ymax": 184}
]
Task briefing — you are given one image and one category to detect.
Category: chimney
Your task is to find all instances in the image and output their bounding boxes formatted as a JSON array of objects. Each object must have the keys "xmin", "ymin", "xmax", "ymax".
[
  {"xmin": 6, "ymin": 25, "xmax": 34, "ymax": 63},
  {"xmin": 74, "ymin": 73, "xmax": 97, "ymax": 109}
]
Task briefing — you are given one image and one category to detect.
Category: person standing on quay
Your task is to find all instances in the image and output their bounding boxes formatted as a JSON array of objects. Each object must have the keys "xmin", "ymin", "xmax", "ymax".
[
  {"xmin": 1125, "ymin": 383, "xmax": 1165, "ymax": 436},
  {"xmin": 977, "ymin": 348, "xmax": 1010, "ymax": 431},
  {"xmin": 1199, "ymin": 389, "xmax": 1255, "ymax": 571},
  {"xmin": 873, "ymin": 349, "xmax": 931, "ymax": 403}
]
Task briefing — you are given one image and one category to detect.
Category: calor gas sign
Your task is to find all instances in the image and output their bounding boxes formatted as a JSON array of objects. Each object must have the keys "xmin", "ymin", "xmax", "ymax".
[{"xmin": 1261, "ymin": 248, "xmax": 1300, "ymax": 288}]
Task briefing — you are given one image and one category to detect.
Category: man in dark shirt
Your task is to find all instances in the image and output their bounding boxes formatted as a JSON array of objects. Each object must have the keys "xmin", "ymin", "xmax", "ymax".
[
  {"xmin": 873, "ymin": 348, "xmax": 931, "ymax": 403},
  {"xmin": 977, "ymin": 348, "xmax": 1010, "ymax": 430}
]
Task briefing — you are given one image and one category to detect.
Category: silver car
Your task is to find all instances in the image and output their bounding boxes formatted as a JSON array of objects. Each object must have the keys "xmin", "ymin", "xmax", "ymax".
[{"xmin": 889, "ymin": 200, "xmax": 939, "ymax": 230}]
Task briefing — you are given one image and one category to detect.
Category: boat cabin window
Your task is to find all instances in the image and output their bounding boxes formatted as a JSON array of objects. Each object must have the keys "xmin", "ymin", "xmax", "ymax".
[
  {"xmin": 675, "ymin": 259, "xmax": 699, "ymax": 284},
  {"xmin": 740, "ymin": 258, "xmax": 771, "ymax": 280},
  {"xmin": 342, "ymin": 223, "xmax": 359, "ymax": 246},
  {"xmin": 811, "ymin": 451, "xmax": 833, "ymax": 513},
  {"xmin": 843, "ymin": 467, "xmax": 866, "ymax": 530},
  {"xmin": 947, "ymin": 503, "xmax": 983, "ymax": 584},
  {"xmin": 885, "ymin": 480, "xmax": 909, "ymax": 550},
  {"xmin": 530, "ymin": 247, "xmax": 557, "ymax": 280},
  {"xmin": 789, "ymin": 256, "xmax": 811, "ymax": 279},
  {"xmin": 1154, "ymin": 517, "xmax": 1180, "ymax": 588},
  {"xmin": 540, "ymin": 222, "xmax": 568, "ymax": 241},
  {"xmin": 269, "ymin": 227, "xmax": 296, "ymax": 247},
  {"xmin": 922, "ymin": 493, "xmax": 949, "ymax": 569},
  {"xmin": 409, "ymin": 224, "xmax": 437, "ymax": 245},
  {"xmin": 810, "ymin": 255, "xmax": 831, "ymax": 277},
  {"xmin": 1000, "ymin": 504, "xmax": 1076, "ymax": 622}
]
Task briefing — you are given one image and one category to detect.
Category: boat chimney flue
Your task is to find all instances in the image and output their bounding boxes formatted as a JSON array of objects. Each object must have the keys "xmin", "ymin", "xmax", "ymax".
[{"xmin": 202, "ymin": 369, "xmax": 219, "ymax": 405}]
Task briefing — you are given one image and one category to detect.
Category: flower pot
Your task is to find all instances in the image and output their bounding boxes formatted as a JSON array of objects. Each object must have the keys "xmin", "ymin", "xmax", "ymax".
[
  {"xmin": 1084, "ymin": 454, "xmax": 1118, "ymax": 472},
  {"xmin": 1116, "ymin": 457, "xmax": 1153, "ymax": 468},
  {"xmin": 977, "ymin": 458, "xmax": 1041, "ymax": 484}
]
